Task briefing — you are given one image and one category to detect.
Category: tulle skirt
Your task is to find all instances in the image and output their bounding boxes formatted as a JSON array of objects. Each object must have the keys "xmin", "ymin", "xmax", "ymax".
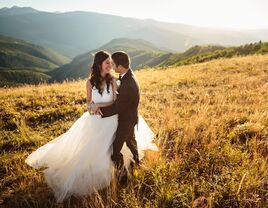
[{"xmin": 25, "ymin": 112, "xmax": 158, "ymax": 202}]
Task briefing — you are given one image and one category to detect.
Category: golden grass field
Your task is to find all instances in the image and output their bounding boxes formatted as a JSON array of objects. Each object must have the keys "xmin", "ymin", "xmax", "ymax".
[{"xmin": 0, "ymin": 54, "xmax": 268, "ymax": 207}]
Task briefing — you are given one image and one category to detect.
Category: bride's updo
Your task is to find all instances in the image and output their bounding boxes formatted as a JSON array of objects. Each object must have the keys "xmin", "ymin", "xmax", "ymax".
[{"xmin": 89, "ymin": 51, "xmax": 112, "ymax": 95}]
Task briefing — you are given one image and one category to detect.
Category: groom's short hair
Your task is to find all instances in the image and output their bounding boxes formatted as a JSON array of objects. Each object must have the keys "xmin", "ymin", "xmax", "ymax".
[{"xmin": 112, "ymin": 51, "xmax": 130, "ymax": 69}]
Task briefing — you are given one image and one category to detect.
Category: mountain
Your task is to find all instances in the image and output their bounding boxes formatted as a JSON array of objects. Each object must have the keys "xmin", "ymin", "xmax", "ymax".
[
  {"xmin": 49, "ymin": 38, "xmax": 167, "ymax": 81},
  {"xmin": 0, "ymin": 6, "xmax": 268, "ymax": 57},
  {"xmin": 0, "ymin": 6, "xmax": 39, "ymax": 16},
  {"xmin": 0, "ymin": 35, "xmax": 70, "ymax": 86},
  {"xmin": 0, "ymin": 35, "xmax": 70, "ymax": 69},
  {"xmin": 154, "ymin": 45, "xmax": 226, "ymax": 67}
]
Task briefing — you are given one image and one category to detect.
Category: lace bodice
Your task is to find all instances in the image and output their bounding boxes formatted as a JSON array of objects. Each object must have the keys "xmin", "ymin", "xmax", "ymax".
[{"xmin": 92, "ymin": 84, "xmax": 114, "ymax": 103}]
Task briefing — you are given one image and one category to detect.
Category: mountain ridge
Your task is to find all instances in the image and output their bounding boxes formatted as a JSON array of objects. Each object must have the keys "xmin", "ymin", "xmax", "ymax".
[{"xmin": 1, "ymin": 6, "xmax": 267, "ymax": 57}]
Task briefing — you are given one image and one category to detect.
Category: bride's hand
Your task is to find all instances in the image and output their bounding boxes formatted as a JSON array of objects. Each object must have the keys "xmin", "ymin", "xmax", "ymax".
[{"xmin": 87, "ymin": 102, "xmax": 98, "ymax": 114}]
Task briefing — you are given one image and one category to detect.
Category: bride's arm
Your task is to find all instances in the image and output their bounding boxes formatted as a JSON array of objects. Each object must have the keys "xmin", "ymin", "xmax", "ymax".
[
  {"xmin": 86, "ymin": 79, "xmax": 96, "ymax": 113},
  {"xmin": 86, "ymin": 79, "xmax": 92, "ymax": 105}
]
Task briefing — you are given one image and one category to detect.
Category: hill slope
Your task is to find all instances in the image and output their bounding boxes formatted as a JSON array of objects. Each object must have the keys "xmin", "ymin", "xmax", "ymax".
[
  {"xmin": 0, "ymin": 35, "xmax": 70, "ymax": 68},
  {"xmin": 0, "ymin": 69, "xmax": 51, "ymax": 86},
  {"xmin": 50, "ymin": 38, "xmax": 167, "ymax": 81},
  {"xmin": 1, "ymin": 54, "xmax": 268, "ymax": 207},
  {"xmin": 0, "ymin": 35, "xmax": 70, "ymax": 86},
  {"xmin": 159, "ymin": 41, "xmax": 268, "ymax": 67},
  {"xmin": 145, "ymin": 45, "xmax": 226, "ymax": 67}
]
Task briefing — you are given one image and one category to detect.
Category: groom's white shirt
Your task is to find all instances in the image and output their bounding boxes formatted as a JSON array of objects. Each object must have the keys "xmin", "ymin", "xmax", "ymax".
[{"xmin": 120, "ymin": 69, "xmax": 129, "ymax": 79}]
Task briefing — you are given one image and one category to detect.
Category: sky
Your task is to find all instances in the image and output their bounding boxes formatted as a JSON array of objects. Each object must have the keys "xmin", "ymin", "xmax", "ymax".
[{"xmin": 1, "ymin": 0, "xmax": 268, "ymax": 30}]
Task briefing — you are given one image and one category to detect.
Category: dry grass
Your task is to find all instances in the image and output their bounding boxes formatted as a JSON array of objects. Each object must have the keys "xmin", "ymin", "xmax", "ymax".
[{"xmin": 1, "ymin": 54, "xmax": 268, "ymax": 207}]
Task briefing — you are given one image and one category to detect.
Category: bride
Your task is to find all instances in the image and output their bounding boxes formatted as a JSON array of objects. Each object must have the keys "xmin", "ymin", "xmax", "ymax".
[{"xmin": 25, "ymin": 51, "xmax": 158, "ymax": 202}]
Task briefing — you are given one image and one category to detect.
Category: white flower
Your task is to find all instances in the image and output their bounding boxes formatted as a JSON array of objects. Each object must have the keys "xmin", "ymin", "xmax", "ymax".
[{"xmin": 116, "ymin": 79, "xmax": 121, "ymax": 87}]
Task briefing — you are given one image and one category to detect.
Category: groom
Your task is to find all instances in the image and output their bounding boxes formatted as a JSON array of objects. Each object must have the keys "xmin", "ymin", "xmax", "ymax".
[{"xmin": 99, "ymin": 51, "xmax": 140, "ymax": 173}]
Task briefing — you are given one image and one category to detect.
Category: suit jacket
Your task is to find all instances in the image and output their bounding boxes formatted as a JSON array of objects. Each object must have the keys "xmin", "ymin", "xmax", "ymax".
[{"xmin": 100, "ymin": 69, "xmax": 140, "ymax": 123}]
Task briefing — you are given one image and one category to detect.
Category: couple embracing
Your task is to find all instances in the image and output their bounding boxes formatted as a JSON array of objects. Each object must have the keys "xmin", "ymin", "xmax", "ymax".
[{"xmin": 25, "ymin": 51, "xmax": 158, "ymax": 202}]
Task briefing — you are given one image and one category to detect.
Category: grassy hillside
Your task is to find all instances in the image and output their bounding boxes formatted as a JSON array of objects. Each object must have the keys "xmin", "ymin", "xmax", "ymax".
[
  {"xmin": 0, "ymin": 69, "xmax": 51, "ymax": 87},
  {"xmin": 0, "ymin": 54, "xmax": 267, "ymax": 207},
  {"xmin": 156, "ymin": 45, "xmax": 225, "ymax": 66},
  {"xmin": 159, "ymin": 41, "xmax": 268, "ymax": 67}
]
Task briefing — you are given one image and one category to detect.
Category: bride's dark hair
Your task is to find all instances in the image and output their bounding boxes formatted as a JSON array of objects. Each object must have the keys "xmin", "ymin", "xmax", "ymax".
[{"xmin": 89, "ymin": 51, "xmax": 112, "ymax": 95}]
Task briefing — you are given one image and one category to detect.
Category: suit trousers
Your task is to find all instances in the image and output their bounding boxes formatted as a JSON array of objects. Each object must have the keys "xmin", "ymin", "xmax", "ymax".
[{"xmin": 111, "ymin": 120, "xmax": 139, "ymax": 169}]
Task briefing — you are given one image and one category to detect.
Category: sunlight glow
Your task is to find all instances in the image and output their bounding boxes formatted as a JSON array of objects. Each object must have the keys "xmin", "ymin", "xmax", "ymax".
[{"xmin": 1, "ymin": 0, "xmax": 268, "ymax": 29}]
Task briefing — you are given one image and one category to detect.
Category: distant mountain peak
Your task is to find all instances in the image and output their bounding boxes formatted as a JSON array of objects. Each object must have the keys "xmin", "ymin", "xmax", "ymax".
[{"xmin": 0, "ymin": 6, "xmax": 39, "ymax": 15}]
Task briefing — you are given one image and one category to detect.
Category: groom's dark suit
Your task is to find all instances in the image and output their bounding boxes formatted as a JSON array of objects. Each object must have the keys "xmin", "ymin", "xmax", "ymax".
[{"xmin": 100, "ymin": 69, "xmax": 140, "ymax": 169}]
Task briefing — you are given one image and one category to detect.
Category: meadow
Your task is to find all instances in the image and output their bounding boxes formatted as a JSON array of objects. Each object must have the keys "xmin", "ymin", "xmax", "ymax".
[{"xmin": 0, "ymin": 54, "xmax": 268, "ymax": 207}]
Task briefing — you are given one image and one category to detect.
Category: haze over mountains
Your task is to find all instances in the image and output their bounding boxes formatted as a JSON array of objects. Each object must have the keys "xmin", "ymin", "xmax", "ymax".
[{"xmin": 0, "ymin": 6, "xmax": 268, "ymax": 57}]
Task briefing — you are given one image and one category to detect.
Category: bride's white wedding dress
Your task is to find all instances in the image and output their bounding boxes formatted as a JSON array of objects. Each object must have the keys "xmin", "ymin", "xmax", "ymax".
[{"xmin": 25, "ymin": 84, "xmax": 158, "ymax": 202}]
